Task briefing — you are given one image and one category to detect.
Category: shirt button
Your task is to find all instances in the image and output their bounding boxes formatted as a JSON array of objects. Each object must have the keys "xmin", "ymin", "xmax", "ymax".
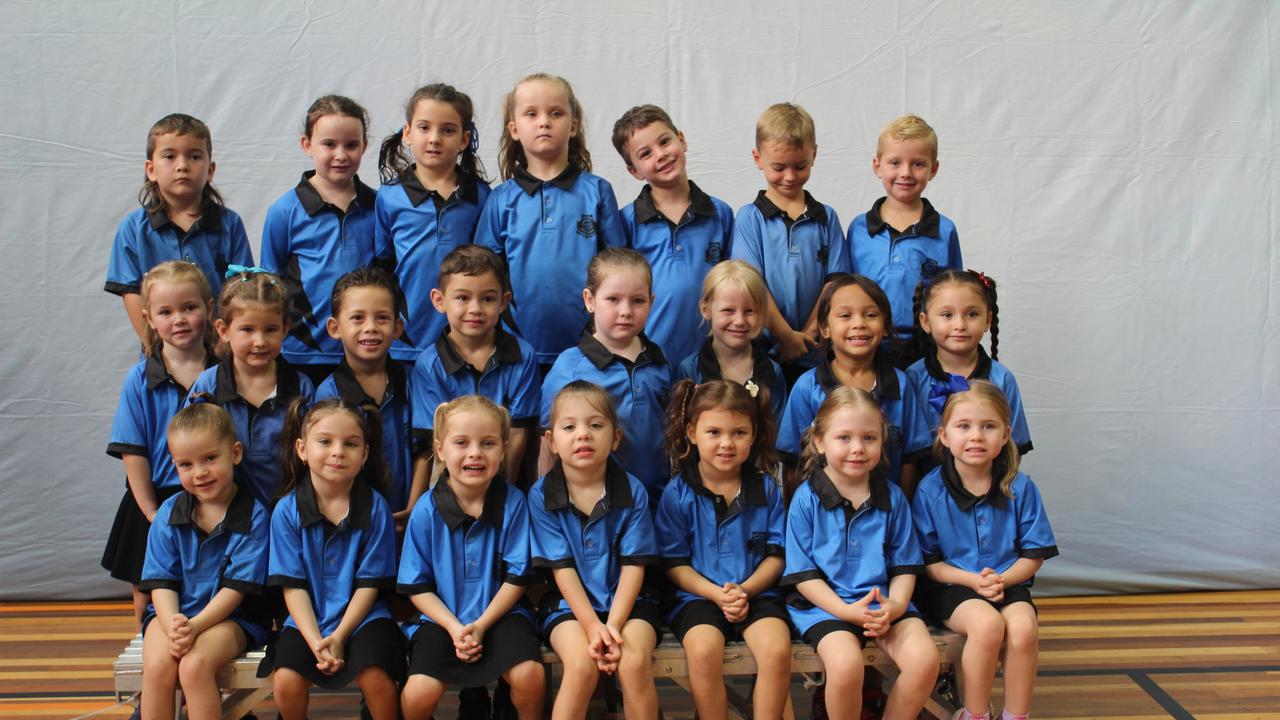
[
  {"xmin": 184, "ymin": 255, "xmax": 193, "ymax": 261},
  {"xmin": 892, "ymin": 256, "xmax": 900, "ymax": 262},
  {"xmin": 675, "ymin": 244, "xmax": 682, "ymax": 251},
  {"xmin": 585, "ymin": 540, "xmax": 594, "ymax": 548}
]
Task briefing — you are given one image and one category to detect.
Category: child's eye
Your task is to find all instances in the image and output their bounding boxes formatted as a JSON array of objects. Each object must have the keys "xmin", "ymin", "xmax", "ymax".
[
  {"xmin": 317, "ymin": 438, "xmax": 331, "ymax": 446},
  {"xmin": 346, "ymin": 440, "xmax": 361, "ymax": 448},
  {"xmin": 590, "ymin": 421, "xmax": 606, "ymax": 430},
  {"xmin": 442, "ymin": 126, "xmax": 457, "ymax": 135},
  {"xmin": 864, "ymin": 434, "xmax": 878, "ymax": 443}
]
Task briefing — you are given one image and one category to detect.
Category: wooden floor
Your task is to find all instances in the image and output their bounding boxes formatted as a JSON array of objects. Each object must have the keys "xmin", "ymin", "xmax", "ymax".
[{"xmin": 2, "ymin": 590, "xmax": 1278, "ymax": 719}]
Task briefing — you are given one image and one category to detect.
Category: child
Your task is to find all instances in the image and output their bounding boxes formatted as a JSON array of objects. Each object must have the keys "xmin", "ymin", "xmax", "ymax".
[
  {"xmin": 911, "ymin": 382, "xmax": 1057, "ymax": 720},
  {"xmin": 398, "ymin": 396, "xmax": 545, "ymax": 720},
  {"xmin": 261, "ymin": 398, "xmax": 404, "ymax": 720},
  {"xmin": 187, "ymin": 269, "xmax": 315, "ymax": 507},
  {"xmin": 529, "ymin": 381, "xmax": 660, "ymax": 720},
  {"xmin": 612, "ymin": 104, "xmax": 735, "ymax": 364},
  {"xmin": 411, "ymin": 245, "xmax": 540, "ymax": 490},
  {"xmin": 908, "ymin": 270, "xmax": 1031, "ymax": 474},
  {"xmin": 314, "ymin": 268, "xmax": 415, "ymax": 527},
  {"xmin": 376, "ymin": 83, "xmax": 492, "ymax": 361},
  {"xmin": 656, "ymin": 380, "xmax": 792, "ymax": 720},
  {"xmin": 107, "ymin": 114, "xmax": 253, "ymax": 343},
  {"xmin": 138, "ymin": 403, "xmax": 269, "ymax": 720},
  {"xmin": 784, "ymin": 387, "xmax": 938, "ymax": 720},
  {"xmin": 730, "ymin": 102, "xmax": 850, "ymax": 381},
  {"xmin": 776, "ymin": 274, "xmax": 928, "ymax": 494},
  {"xmin": 847, "ymin": 115, "xmax": 963, "ymax": 358},
  {"xmin": 261, "ymin": 95, "xmax": 384, "ymax": 374},
  {"xmin": 541, "ymin": 248, "xmax": 674, "ymax": 502},
  {"xmin": 475, "ymin": 72, "xmax": 626, "ymax": 367},
  {"xmin": 675, "ymin": 259, "xmax": 787, "ymax": 422},
  {"xmin": 103, "ymin": 260, "xmax": 218, "ymax": 627}
]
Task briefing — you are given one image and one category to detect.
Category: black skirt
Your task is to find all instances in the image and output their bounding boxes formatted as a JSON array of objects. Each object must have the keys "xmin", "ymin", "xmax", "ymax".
[
  {"xmin": 407, "ymin": 613, "xmax": 542, "ymax": 686},
  {"xmin": 101, "ymin": 485, "xmax": 181, "ymax": 584},
  {"xmin": 257, "ymin": 618, "xmax": 406, "ymax": 689}
]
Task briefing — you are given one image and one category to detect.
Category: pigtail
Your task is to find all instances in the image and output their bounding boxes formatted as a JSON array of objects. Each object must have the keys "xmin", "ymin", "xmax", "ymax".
[
  {"xmin": 797, "ymin": 424, "xmax": 824, "ymax": 489},
  {"xmin": 971, "ymin": 271, "xmax": 1000, "ymax": 361},
  {"xmin": 378, "ymin": 128, "xmax": 411, "ymax": 184},
  {"xmin": 664, "ymin": 379, "xmax": 699, "ymax": 465},
  {"xmin": 458, "ymin": 120, "xmax": 489, "ymax": 183},
  {"xmin": 911, "ymin": 278, "xmax": 936, "ymax": 363},
  {"xmin": 356, "ymin": 403, "xmax": 389, "ymax": 496},
  {"xmin": 996, "ymin": 436, "xmax": 1020, "ymax": 497},
  {"xmin": 216, "ymin": 270, "xmax": 290, "ymax": 360},
  {"xmin": 276, "ymin": 396, "xmax": 311, "ymax": 499},
  {"xmin": 749, "ymin": 385, "xmax": 779, "ymax": 474}
]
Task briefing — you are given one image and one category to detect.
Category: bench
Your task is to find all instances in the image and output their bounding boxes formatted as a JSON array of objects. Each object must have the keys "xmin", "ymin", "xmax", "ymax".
[{"xmin": 114, "ymin": 631, "xmax": 963, "ymax": 719}]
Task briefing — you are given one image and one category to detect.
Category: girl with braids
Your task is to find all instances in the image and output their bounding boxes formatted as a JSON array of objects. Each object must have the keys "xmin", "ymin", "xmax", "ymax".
[
  {"xmin": 910, "ymin": 382, "xmax": 1057, "ymax": 720},
  {"xmin": 656, "ymin": 380, "xmax": 792, "ymax": 720},
  {"xmin": 906, "ymin": 270, "xmax": 1031, "ymax": 474},
  {"xmin": 375, "ymin": 83, "xmax": 492, "ymax": 361}
]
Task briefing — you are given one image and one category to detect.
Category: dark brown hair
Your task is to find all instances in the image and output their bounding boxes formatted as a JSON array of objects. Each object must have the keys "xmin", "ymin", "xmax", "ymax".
[
  {"xmin": 138, "ymin": 113, "xmax": 225, "ymax": 215},
  {"xmin": 378, "ymin": 83, "xmax": 486, "ymax": 183},
  {"xmin": 611, "ymin": 104, "xmax": 679, "ymax": 167},
  {"xmin": 665, "ymin": 379, "xmax": 777, "ymax": 472},
  {"xmin": 278, "ymin": 397, "xmax": 387, "ymax": 499}
]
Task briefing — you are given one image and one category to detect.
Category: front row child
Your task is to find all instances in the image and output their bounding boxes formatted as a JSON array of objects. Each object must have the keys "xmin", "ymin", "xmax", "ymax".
[
  {"xmin": 911, "ymin": 382, "xmax": 1057, "ymax": 720},
  {"xmin": 261, "ymin": 399, "xmax": 404, "ymax": 720},
  {"xmin": 784, "ymin": 387, "xmax": 938, "ymax": 720},
  {"xmin": 657, "ymin": 380, "xmax": 792, "ymax": 720},
  {"xmin": 529, "ymin": 381, "xmax": 661, "ymax": 720},
  {"xmin": 139, "ymin": 404, "xmax": 268, "ymax": 720},
  {"xmin": 398, "ymin": 396, "xmax": 545, "ymax": 720}
]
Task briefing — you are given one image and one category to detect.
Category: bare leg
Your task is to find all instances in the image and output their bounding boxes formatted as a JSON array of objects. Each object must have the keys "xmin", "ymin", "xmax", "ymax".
[
  {"xmin": 741, "ymin": 617, "xmax": 793, "ymax": 720},
  {"xmin": 998, "ymin": 603, "xmax": 1039, "ymax": 715},
  {"xmin": 272, "ymin": 667, "xmax": 312, "ymax": 720},
  {"xmin": 549, "ymin": 621, "xmax": 601, "ymax": 720},
  {"xmin": 682, "ymin": 624, "xmax": 728, "ymax": 720},
  {"xmin": 132, "ymin": 586, "xmax": 149, "ymax": 632},
  {"xmin": 875, "ymin": 617, "xmax": 939, "ymax": 720},
  {"xmin": 617, "ymin": 619, "xmax": 659, "ymax": 720},
  {"xmin": 176, "ymin": 621, "xmax": 245, "ymax": 720},
  {"xmin": 503, "ymin": 659, "xmax": 548, "ymax": 720},
  {"xmin": 945, "ymin": 599, "xmax": 1006, "ymax": 715},
  {"xmin": 401, "ymin": 673, "xmax": 447, "ymax": 720},
  {"xmin": 355, "ymin": 666, "xmax": 400, "ymax": 720},
  {"xmin": 140, "ymin": 620, "xmax": 178, "ymax": 720},
  {"xmin": 815, "ymin": 631, "xmax": 865, "ymax": 720}
]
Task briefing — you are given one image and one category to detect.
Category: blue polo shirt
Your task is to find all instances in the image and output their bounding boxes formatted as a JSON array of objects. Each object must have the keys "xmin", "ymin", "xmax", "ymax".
[
  {"xmin": 187, "ymin": 360, "xmax": 315, "ymax": 507},
  {"xmin": 139, "ymin": 485, "xmax": 270, "ymax": 646},
  {"xmin": 675, "ymin": 337, "xmax": 787, "ymax": 422},
  {"xmin": 260, "ymin": 172, "xmax": 383, "ymax": 365},
  {"xmin": 622, "ymin": 182, "xmax": 734, "ymax": 364},
  {"xmin": 410, "ymin": 327, "xmax": 541, "ymax": 457},
  {"xmin": 911, "ymin": 460, "xmax": 1058, "ymax": 582},
  {"xmin": 528, "ymin": 460, "xmax": 658, "ymax": 631},
  {"xmin": 268, "ymin": 478, "xmax": 396, "ymax": 636},
  {"xmin": 655, "ymin": 463, "xmax": 786, "ymax": 621},
  {"xmin": 730, "ymin": 191, "xmax": 850, "ymax": 366},
  {"xmin": 397, "ymin": 478, "xmax": 537, "ymax": 633},
  {"xmin": 541, "ymin": 333, "xmax": 674, "ymax": 500},
  {"xmin": 782, "ymin": 470, "xmax": 923, "ymax": 636},
  {"xmin": 846, "ymin": 198, "xmax": 963, "ymax": 339},
  {"xmin": 108, "ymin": 349, "xmax": 217, "ymax": 491},
  {"xmin": 775, "ymin": 354, "xmax": 929, "ymax": 487},
  {"xmin": 315, "ymin": 359, "xmax": 414, "ymax": 514},
  {"xmin": 475, "ymin": 164, "xmax": 626, "ymax": 364},
  {"xmin": 374, "ymin": 168, "xmax": 491, "ymax": 361},
  {"xmin": 905, "ymin": 348, "xmax": 1033, "ymax": 467},
  {"xmin": 106, "ymin": 203, "xmax": 253, "ymax": 300}
]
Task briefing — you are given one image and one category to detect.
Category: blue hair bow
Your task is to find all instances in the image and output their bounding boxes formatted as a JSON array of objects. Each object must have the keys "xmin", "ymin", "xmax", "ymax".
[
  {"xmin": 928, "ymin": 374, "xmax": 970, "ymax": 416},
  {"xmin": 225, "ymin": 264, "xmax": 269, "ymax": 279}
]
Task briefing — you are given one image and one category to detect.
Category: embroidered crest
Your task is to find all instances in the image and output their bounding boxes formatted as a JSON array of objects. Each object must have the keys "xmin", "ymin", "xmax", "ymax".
[
  {"xmin": 747, "ymin": 532, "xmax": 768, "ymax": 554},
  {"xmin": 921, "ymin": 259, "xmax": 939, "ymax": 279},
  {"xmin": 705, "ymin": 243, "xmax": 723, "ymax": 264},
  {"xmin": 576, "ymin": 215, "xmax": 597, "ymax": 238}
]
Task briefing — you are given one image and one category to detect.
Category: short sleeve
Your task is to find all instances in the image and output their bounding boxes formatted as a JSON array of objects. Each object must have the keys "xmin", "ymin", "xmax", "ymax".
[
  {"xmin": 596, "ymin": 179, "xmax": 626, "ymax": 250},
  {"xmin": 354, "ymin": 498, "xmax": 397, "ymax": 589},
  {"xmin": 1014, "ymin": 478, "xmax": 1058, "ymax": 560},
  {"xmin": 728, "ymin": 206, "xmax": 765, "ymax": 271},
  {"xmin": 221, "ymin": 502, "xmax": 270, "ymax": 595},
  {"xmin": 106, "ymin": 367, "xmax": 149, "ymax": 458},
  {"xmin": 267, "ymin": 500, "xmax": 308, "ymax": 589},
  {"xmin": 539, "ymin": 356, "xmax": 573, "ymax": 429},
  {"xmin": 138, "ymin": 503, "xmax": 182, "ymax": 592},
  {"xmin": 845, "ymin": 219, "xmax": 865, "ymax": 275},
  {"xmin": 105, "ymin": 217, "xmax": 143, "ymax": 295},
  {"xmin": 776, "ymin": 380, "xmax": 817, "ymax": 459},
  {"xmin": 500, "ymin": 492, "xmax": 536, "ymax": 586},
  {"xmin": 763, "ymin": 478, "xmax": 787, "ymax": 557},
  {"xmin": 507, "ymin": 351, "xmax": 542, "ymax": 426},
  {"xmin": 910, "ymin": 490, "xmax": 943, "ymax": 565},
  {"xmin": 767, "ymin": 359, "xmax": 788, "ymax": 422},
  {"xmin": 226, "ymin": 213, "xmax": 255, "ymax": 268},
  {"xmin": 886, "ymin": 489, "xmax": 924, "ymax": 577},
  {"xmin": 781, "ymin": 488, "xmax": 821, "ymax": 585},
  {"xmin": 529, "ymin": 485, "xmax": 574, "ymax": 568},
  {"xmin": 397, "ymin": 500, "xmax": 437, "ymax": 595},
  {"xmin": 716, "ymin": 201, "xmax": 736, "ymax": 255},
  {"xmin": 258, "ymin": 201, "xmax": 290, "ymax": 275},
  {"xmin": 1003, "ymin": 373, "xmax": 1034, "ymax": 455},
  {"xmin": 945, "ymin": 224, "xmax": 963, "ymax": 269},
  {"xmin": 899, "ymin": 374, "xmax": 933, "ymax": 457},
  {"xmin": 373, "ymin": 191, "xmax": 394, "ymax": 261},
  {"xmin": 473, "ymin": 191, "xmax": 506, "ymax": 256},
  {"xmin": 410, "ymin": 355, "xmax": 447, "ymax": 432},
  {"xmin": 616, "ymin": 483, "xmax": 658, "ymax": 565},
  {"xmin": 185, "ymin": 368, "xmax": 217, "ymax": 406},
  {"xmin": 822, "ymin": 206, "xmax": 851, "ymax": 276},
  {"xmin": 655, "ymin": 483, "xmax": 692, "ymax": 567}
]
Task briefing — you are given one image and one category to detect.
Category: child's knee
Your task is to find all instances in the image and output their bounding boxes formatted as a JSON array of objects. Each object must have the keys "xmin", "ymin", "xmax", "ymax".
[
  {"xmin": 750, "ymin": 627, "xmax": 794, "ymax": 672},
  {"xmin": 1004, "ymin": 614, "xmax": 1039, "ymax": 652},
  {"xmin": 506, "ymin": 659, "xmax": 546, "ymax": 692},
  {"xmin": 819, "ymin": 643, "xmax": 865, "ymax": 685},
  {"xmin": 682, "ymin": 630, "xmax": 726, "ymax": 670},
  {"xmin": 355, "ymin": 666, "xmax": 396, "ymax": 695},
  {"xmin": 176, "ymin": 651, "xmax": 217, "ymax": 685},
  {"xmin": 618, "ymin": 648, "xmax": 654, "ymax": 684},
  {"xmin": 401, "ymin": 675, "xmax": 446, "ymax": 715},
  {"xmin": 272, "ymin": 667, "xmax": 309, "ymax": 697},
  {"xmin": 970, "ymin": 610, "xmax": 1007, "ymax": 647},
  {"xmin": 142, "ymin": 650, "xmax": 177, "ymax": 682},
  {"xmin": 561, "ymin": 653, "xmax": 599, "ymax": 688}
]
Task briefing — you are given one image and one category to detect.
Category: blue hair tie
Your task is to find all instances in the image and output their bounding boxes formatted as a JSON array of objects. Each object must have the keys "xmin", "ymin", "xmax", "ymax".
[
  {"xmin": 224, "ymin": 265, "xmax": 276, "ymax": 285},
  {"xmin": 468, "ymin": 121, "xmax": 480, "ymax": 154}
]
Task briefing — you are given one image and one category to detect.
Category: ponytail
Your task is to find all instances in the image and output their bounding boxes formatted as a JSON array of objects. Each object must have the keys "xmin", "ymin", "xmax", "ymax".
[
  {"xmin": 378, "ymin": 128, "xmax": 411, "ymax": 184},
  {"xmin": 276, "ymin": 398, "xmax": 388, "ymax": 500}
]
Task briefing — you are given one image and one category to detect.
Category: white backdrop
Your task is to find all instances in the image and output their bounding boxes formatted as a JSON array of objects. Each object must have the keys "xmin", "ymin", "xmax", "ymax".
[{"xmin": 2, "ymin": 0, "xmax": 1276, "ymax": 599}]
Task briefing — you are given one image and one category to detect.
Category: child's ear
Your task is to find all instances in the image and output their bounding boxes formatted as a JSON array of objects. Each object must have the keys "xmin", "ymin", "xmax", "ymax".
[
  {"xmin": 751, "ymin": 147, "xmax": 763, "ymax": 170},
  {"xmin": 625, "ymin": 162, "xmax": 645, "ymax": 182},
  {"xmin": 499, "ymin": 291, "xmax": 513, "ymax": 312},
  {"xmin": 391, "ymin": 317, "xmax": 404, "ymax": 341},
  {"xmin": 231, "ymin": 441, "xmax": 244, "ymax": 465},
  {"xmin": 543, "ymin": 428, "xmax": 555, "ymax": 451},
  {"xmin": 326, "ymin": 316, "xmax": 341, "ymax": 340},
  {"xmin": 429, "ymin": 288, "xmax": 447, "ymax": 314},
  {"xmin": 214, "ymin": 318, "xmax": 230, "ymax": 340},
  {"xmin": 144, "ymin": 158, "xmax": 157, "ymax": 182},
  {"xmin": 582, "ymin": 287, "xmax": 595, "ymax": 313},
  {"xmin": 206, "ymin": 160, "xmax": 216, "ymax": 182},
  {"xmin": 299, "ymin": 133, "xmax": 312, "ymax": 156},
  {"xmin": 610, "ymin": 427, "xmax": 623, "ymax": 452},
  {"xmin": 507, "ymin": 119, "xmax": 520, "ymax": 140},
  {"xmin": 918, "ymin": 312, "xmax": 931, "ymax": 335},
  {"xmin": 872, "ymin": 156, "xmax": 882, "ymax": 175},
  {"xmin": 929, "ymin": 160, "xmax": 940, "ymax": 179},
  {"xmin": 295, "ymin": 437, "xmax": 307, "ymax": 461},
  {"xmin": 685, "ymin": 422, "xmax": 697, "ymax": 445}
]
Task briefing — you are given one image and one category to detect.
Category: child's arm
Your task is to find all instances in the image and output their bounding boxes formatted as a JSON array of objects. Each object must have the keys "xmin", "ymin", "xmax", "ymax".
[
  {"xmin": 606, "ymin": 564, "xmax": 644, "ymax": 630},
  {"xmin": 552, "ymin": 565, "xmax": 615, "ymax": 667},
  {"xmin": 765, "ymin": 293, "xmax": 817, "ymax": 361},
  {"xmin": 469, "ymin": 583, "xmax": 526, "ymax": 646},
  {"xmin": 186, "ymin": 587, "xmax": 247, "ymax": 637},
  {"xmin": 282, "ymin": 587, "xmax": 328, "ymax": 659},
  {"xmin": 122, "ymin": 455, "xmax": 160, "ymax": 521},
  {"xmin": 738, "ymin": 555, "xmax": 785, "ymax": 598},
  {"xmin": 122, "ymin": 294, "xmax": 148, "ymax": 344},
  {"xmin": 324, "ymin": 587, "xmax": 379, "ymax": 663},
  {"xmin": 795, "ymin": 579, "xmax": 878, "ymax": 627},
  {"xmin": 149, "ymin": 587, "xmax": 180, "ymax": 638}
]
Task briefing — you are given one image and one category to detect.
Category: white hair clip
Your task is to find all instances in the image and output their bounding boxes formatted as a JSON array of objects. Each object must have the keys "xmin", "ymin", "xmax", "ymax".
[{"xmin": 744, "ymin": 379, "xmax": 759, "ymax": 398}]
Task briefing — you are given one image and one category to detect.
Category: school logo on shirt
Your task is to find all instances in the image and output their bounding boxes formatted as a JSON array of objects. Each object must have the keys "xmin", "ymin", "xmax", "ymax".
[
  {"xmin": 747, "ymin": 532, "xmax": 767, "ymax": 554},
  {"xmin": 576, "ymin": 215, "xmax": 597, "ymax": 238},
  {"xmin": 705, "ymin": 243, "xmax": 723, "ymax": 264},
  {"xmin": 921, "ymin": 259, "xmax": 939, "ymax": 279}
]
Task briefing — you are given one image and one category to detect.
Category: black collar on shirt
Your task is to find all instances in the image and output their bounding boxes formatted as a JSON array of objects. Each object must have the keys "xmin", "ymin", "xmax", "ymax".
[
  {"xmin": 541, "ymin": 458, "xmax": 634, "ymax": 513},
  {"xmin": 807, "ymin": 467, "xmax": 891, "ymax": 522},
  {"xmin": 144, "ymin": 347, "xmax": 218, "ymax": 391},
  {"xmin": 632, "ymin": 181, "xmax": 717, "ymax": 225},
  {"xmin": 168, "ymin": 482, "xmax": 255, "ymax": 534},
  {"xmin": 295, "ymin": 476, "xmax": 374, "ymax": 529},
  {"xmin": 436, "ymin": 327, "xmax": 524, "ymax": 376},
  {"xmin": 146, "ymin": 200, "xmax": 223, "ymax": 232},
  {"xmin": 679, "ymin": 459, "xmax": 767, "ymax": 505},
  {"xmin": 864, "ymin": 197, "xmax": 941, "ymax": 238},
  {"xmin": 294, "ymin": 171, "xmax": 377, "ymax": 216},
  {"xmin": 512, "ymin": 163, "xmax": 582, "ymax": 195},
  {"xmin": 213, "ymin": 357, "xmax": 303, "ymax": 406},
  {"xmin": 939, "ymin": 448, "xmax": 1009, "ymax": 510},
  {"xmin": 814, "ymin": 352, "xmax": 900, "ymax": 400},
  {"xmin": 577, "ymin": 331, "xmax": 667, "ymax": 371},
  {"xmin": 751, "ymin": 190, "xmax": 828, "ymax": 226},
  {"xmin": 432, "ymin": 476, "xmax": 508, "ymax": 531},
  {"xmin": 923, "ymin": 344, "xmax": 993, "ymax": 383},
  {"xmin": 330, "ymin": 357, "xmax": 406, "ymax": 407},
  {"xmin": 400, "ymin": 166, "xmax": 479, "ymax": 208},
  {"xmin": 695, "ymin": 336, "xmax": 779, "ymax": 391}
]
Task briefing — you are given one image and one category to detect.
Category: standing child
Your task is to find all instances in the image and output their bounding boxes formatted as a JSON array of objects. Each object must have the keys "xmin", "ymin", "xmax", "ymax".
[
  {"xmin": 676, "ymin": 259, "xmax": 787, "ymax": 422},
  {"xmin": 911, "ymin": 382, "xmax": 1057, "ymax": 720},
  {"xmin": 376, "ymin": 83, "xmax": 492, "ymax": 361},
  {"xmin": 107, "ymin": 114, "xmax": 253, "ymax": 343},
  {"xmin": 541, "ymin": 248, "xmax": 673, "ymax": 502},
  {"xmin": 188, "ymin": 269, "xmax": 315, "ymax": 507},
  {"xmin": 398, "ymin": 396, "xmax": 545, "ymax": 720},
  {"xmin": 730, "ymin": 102, "xmax": 850, "ymax": 382},
  {"xmin": 475, "ymin": 72, "xmax": 626, "ymax": 368},
  {"xmin": 102, "ymin": 260, "xmax": 218, "ymax": 627},
  {"xmin": 261, "ymin": 95, "xmax": 384, "ymax": 376},
  {"xmin": 656, "ymin": 380, "xmax": 792, "ymax": 720},
  {"xmin": 139, "ymin": 403, "xmax": 269, "ymax": 720},
  {"xmin": 784, "ymin": 388, "xmax": 938, "ymax": 720},
  {"xmin": 776, "ymin": 274, "xmax": 928, "ymax": 493},
  {"xmin": 529, "ymin": 382, "xmax": 660, "ymax": 720},
  {"xmin": 314, "ymin": 268, "xmax": 416, "ymax": 527},
  {"xmin": 261, "ymin": 398, "xmax": 404, "ymax": 720},
  {"xmin": 847, "ymin": 116, "xmax": 962, "ymax": 362},
  {"xmin": 612, "ymin": 104, "xmax": 735, "ymax": 364}
]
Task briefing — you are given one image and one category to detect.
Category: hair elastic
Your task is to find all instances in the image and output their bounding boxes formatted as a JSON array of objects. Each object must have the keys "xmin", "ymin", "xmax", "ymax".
[
  {"xmin": 224, "ymin": 265, "xmax": 276, "ymax": 285},
  {"xmin": 468, "ymin": 121, "xmax": 480, "ymax": 154}
]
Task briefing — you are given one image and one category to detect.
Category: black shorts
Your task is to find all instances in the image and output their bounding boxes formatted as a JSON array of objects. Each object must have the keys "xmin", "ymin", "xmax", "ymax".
[
  {"xmin": 669, "ymin": 597, "xmax": 791, "ymax": 643},
  {"xmin": 541, "ymin": 602, "xmax": 664, "ymax": 644},
  {"xmin": 407, "ymin": 613, "xmax": 541, "ymax": 686},
  {"xmin": 919, "ymin": 583, "xmax": 1035, "ymax": 627},
  {"xmin": 102, "ymin": 485, "xmax": 181, "ymax": 584},
  {"xmin": 257, "ymin": 617, "xmax": 406, "ymax": 689},
  {"xmin": 801, "ymin": 611, "xmax": 924, "ymax": 650}
]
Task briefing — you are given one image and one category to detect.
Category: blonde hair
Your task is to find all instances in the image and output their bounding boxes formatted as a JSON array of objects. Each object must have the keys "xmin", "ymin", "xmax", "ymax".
[
  {"xmin": 699, "ymin": 260, "xmax": 767, "ymax": 339},
  {"xmin": 431, "ymin": 395, "xmax": 511, "ymax": 486},
  {"xmin": 876, "ymin": 114, "xmax": 938, "ymax": 161},
  {"xmin": 755, "ymin": 102, "xmax": 816, "ymax": 149},
  {"xmin": 140, "ymin": 260, "xmax": 215, "ymax": 356},
  {"xmin": 168, "ymin": 402, "xmax": 237, "ymax": 449},
  {"xmin": 498, "ymin": 73, "xmax": 591, "ymax": 180},
  {"xmin": 934, "ymin": 380, "xmax": 1019, "ymax": 496},
  {"xmin": 798, "ymin": 387, "xmax": 887, "ymax": 482}
]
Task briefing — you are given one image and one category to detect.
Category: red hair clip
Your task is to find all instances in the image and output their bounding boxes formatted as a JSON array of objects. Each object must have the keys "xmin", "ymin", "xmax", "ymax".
[{"xmin": 970, "ymin": 270, "xmax": 993, "ymax": 289}]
